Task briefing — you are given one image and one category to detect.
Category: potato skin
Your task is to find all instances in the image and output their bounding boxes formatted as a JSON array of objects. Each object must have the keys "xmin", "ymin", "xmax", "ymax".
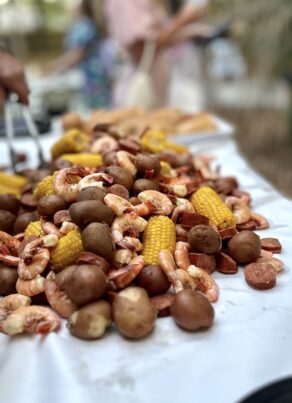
[
  {"xmin": 13, "ymin": 211, "xmax": 39, "ymax": 234},
  {"xmin": 105, "ymin": 166, "xmax": 134, "ymax": 190},
  {"xmin": 188, "ymin": 224, "xmax": 221, "ymax": 254},
  {"xmin": 69, "ymin": 200, "xmax": 114, "ymax": 228},
  {"xmin": 68, "ymin": 300, "xmax": 112, "ymax": 340},
  {"xmin": 0, "ymin": 266, "xmax": 18, "ymax": 295},
  {"xmin": 76, "ymin": 186, "xmax": 105, "ymax": 202},
  {"xmin": 228, "ymin": 230, "xmax": 261, "ymax": 264},
  {"xmin": 135, "ymin": 154, "xmax": 161, "ymax": 175},
  {"xmin": 170, "ymin": 290, "xmax": 214, "ymax": 331},
  {"xmin": 37, "ymin": 195, "xmax": 66, "ymax": 217},
  {"xmin": 82, "ymin": 223, "xmax": 115, "ymax": 261},
  {"xmin": 0, "ymin": 194, "xmax": 20, "ymax": 214},
  {"xmin": 113, "ymin": 287, "xmax": 156, "ymax": 339},
  {"xmin": 60, "ymin": 265, "xmax": 107, "ymax": 305},
  {"xmin": 0, "ymin": 210, "xmax": 15, "ymax": 233},
  {"xmin": 136, "ymin": 265, "xmax": 170, "ymax": 296},
  {"xmin": 133, "ymin": 179, "xmax": 159, "ymax": 195}
]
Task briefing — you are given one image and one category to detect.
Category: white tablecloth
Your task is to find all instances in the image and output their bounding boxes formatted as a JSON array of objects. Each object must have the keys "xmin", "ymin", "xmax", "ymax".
[{"xmin": 1, "ymin": 136, "xmax": 292, "ymax": 403}]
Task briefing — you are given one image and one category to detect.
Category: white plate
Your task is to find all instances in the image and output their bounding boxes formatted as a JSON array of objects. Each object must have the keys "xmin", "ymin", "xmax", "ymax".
[{"xmin": 168, "ymin": 114, "xmax": 235, "ymax": 145}]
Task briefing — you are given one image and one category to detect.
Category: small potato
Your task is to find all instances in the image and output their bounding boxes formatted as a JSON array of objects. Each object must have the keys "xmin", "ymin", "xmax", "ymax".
[
  {"xmin": 55, "ymin": 265, "xmax": 78, "ymax": 288},
  {"xmin": 171, "ymin": 289, "xmax": 214, "ymax": 331},
  {"xmin": 69, "ymin": 200, "xmax": 114, "ymax": 228},
  {"xmin": 188, "ymin": 224, "xmax": 221, "ymax": 254},
  {"xmin": 0, "ymin": 210, "xmax": 15, "ymax": 233},
  {"xmin": 103, "ymin": 152, "xmax": 118, "ymax": 166},
  {"xmin": 60, "ymin": 265, "xmax": 107, "ymax": 305},
  {"xmin": 0, "ymin": 266, "xmax": 18, "ymax": 295},
  {"xmin": 228, "ymin": 230, "xmax": 261, "ymax": 264},
  {"xmin": 13, "ymin": 211, "xmax": 39, "ymax": 234},
  {"xmin": 133, "ymin": 179, "xmax": 159, "ymax": 195},
  {"xmin": 136, "ymin": 265, "xmax": 170, "ymax": 296},
  {"xmin": 108, "ymin": 184, "xmax": 129, "ymax": 200},
  {"xmin": 82, "ymin": 222, "xmax": 115, "ymax": 261},
  {"xmin": 135, "ymin": 154, "xmax": 161, "ymax": 176},
  {"xmin": 105, "ymin": 166, "xmax": 134, "ymax": 190},
  {"xmin": 62, "ymin": 112, "xmax": 83, "ymax": 130},
  {"xmin": 37, "ymin": 195, "xmax": 66, "ymax": 217},
  {"xmin": 68, "ymin": 300, "xmax": 112, "ymax": 340},
  {"xmin": 51, "ymin": 158, "xmax": 72, "ymax": 172},
  {"xmin": 113, "ymin": 287, "xmax": 156, "ymax": 339},
  {"xmin": 76, "ymin": 186, "xmax": 105, "ymax": 202},
  {"xmin": 0, "ymin": 194, "xmax": 20, "ymax": 214}
]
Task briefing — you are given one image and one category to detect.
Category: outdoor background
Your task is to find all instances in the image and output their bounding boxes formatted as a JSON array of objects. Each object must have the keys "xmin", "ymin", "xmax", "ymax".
[{"xmin": 0, "ymin": 0, "xmax": 291, "ymax": 197}]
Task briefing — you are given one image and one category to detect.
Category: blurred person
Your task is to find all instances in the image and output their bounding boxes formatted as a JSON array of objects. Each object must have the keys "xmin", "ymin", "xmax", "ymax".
[
  {"xmin": 0, "ymin": 48, "xmax": 29, "ymax": 111},
  {"xmin": 105, "ymin": 0, "xmax": 210, "ymax": 107},
  {"xmin": 49, "ymin": 0, "xmax": 112, "ymax": 109}
]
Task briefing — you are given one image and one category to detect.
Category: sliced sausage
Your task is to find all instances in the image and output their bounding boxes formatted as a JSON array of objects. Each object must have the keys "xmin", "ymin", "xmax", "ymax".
[{"xmin": 244, "ymin": 263, "xmax": 276, "ymax": 290}]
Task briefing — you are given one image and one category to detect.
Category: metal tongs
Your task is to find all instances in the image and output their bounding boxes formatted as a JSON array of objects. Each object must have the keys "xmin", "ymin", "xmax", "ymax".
[{"xmin": 4, "ymin": 99, "xmax": 46, "ymax": 173}]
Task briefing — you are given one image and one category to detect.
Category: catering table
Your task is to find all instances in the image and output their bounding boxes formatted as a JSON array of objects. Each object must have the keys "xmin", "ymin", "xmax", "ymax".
[{"xmin": 0, "ymin": 134, "xmax": 292, "ymax": 403}]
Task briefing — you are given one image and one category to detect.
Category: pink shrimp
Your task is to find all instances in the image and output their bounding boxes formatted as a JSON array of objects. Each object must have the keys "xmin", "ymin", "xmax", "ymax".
[
  {"xmin": 225, "ymin": 196, "xmax": 251, "ymax": 225},
  {"xmin": 18, "ymin": 238, "xmax": 50, "ymax": 280},
  {"xmin": 174, "ymin": 241, "xmax": 191, "ymax": 270},
  {"xmin": 136, "ymin": 190, "xmax": 173, "ymax": 215},
  {"xmin": 250, "ymin": 212, "xmax": 269, "ymax": 230},
  {"xmin": 171, "ymin": 198, "xmax": 194, "ymax": 223},
  {"xmin": 44, "ymin": 271, "xmax": 78, "ymax": 319},
  {"xmin": 104, "ymin": 193, "xmax": 132, "ymax": 216},
  {"xmin": 113, "ymin": 249, "xmax": 133, "ymax": 267},
  {"xmin": 111, "ymin": 213, "xmax": 147, "ymax": 249},
  {"xmin": 0, "ymin": 231, "xmax": 20, "ymax": 255},
  {"xmin": 187, "ymin": 265, "xmax": 219, "ymax": 302},
  {"xmin": 91, "ymin": 135, "xmax": 119, "ymax": 154},
  {"xmin": 0, "ymin": 294, "xmax": 31, "ymax": 323},
  {"xmin": 116, "ymin": 150, "xmax": 137, "ymax": 176},
  {"xmin": 108, "ymin": 255, "xmax": 145, "ymax": 289},
  {"xmin": 77, "ymin": 173, "xmax": 113, "ymax": 191},
  {"xmin": 53, "ymin": 166, "xmax": 87, "ymax": 203},
  {"xmin": 16, "ymin": 275, "xmax": 45, "ymax": 297},
  {"xmin": 0, "ymin": 305, "xmax": 61, "ymax": 335}
]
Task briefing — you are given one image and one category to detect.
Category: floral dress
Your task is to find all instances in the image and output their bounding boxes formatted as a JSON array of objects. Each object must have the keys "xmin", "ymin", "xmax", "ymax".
[{"xmin": 64, "ymin": 16, "xmax": 112, "ymax": 109}]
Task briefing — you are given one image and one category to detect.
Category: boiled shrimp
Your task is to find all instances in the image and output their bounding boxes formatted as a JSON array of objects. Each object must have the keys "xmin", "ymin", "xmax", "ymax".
[
  {"xmin": 0, "ymin": 254, "xmax": 19, "ymax": 266},
  {"xmin": 171, "ymin": 198, "xmax": 194, "ymax": 223},
  {"xmin": 41, "ymin": 221, "xmax": 62, "ymax": 238},
  {"xmin": 0, "ymin": 294, "xmax": 31, "ymax": 323},
  {"xmin": 59, "ymin": 221, "xmax": 78, "ymax": 235},
  {"xmin": 175, "ymin": 224, "xmax": 189, "ymax": 240},
  {"xmin": 111, "ymin": 213, "xmax": 147, "ymax": 249},
  {"xmin": 108, "ymin": 255, "xmax": 145, "ymax": 289},
  {"xmin": 195, "ymin": 156, "xmax": 219, "ymax": 180},
  {"xmin": 53, "ymin": 166, "xmax": 87, "ymax": 203},
  {"xmin": 16, "ymin": 275, "xmax": 45, "ymax": 297},
  {"xmin": 78, "ymin": 173, "xmax": 113, "ymax": 191},
  {"xmin": 104, "ymin": 193, "xmax": 132, "ymax": 216},
  {"xmin": 116, "ymin": 151, "xmax": 137, "ymax": 176},
  {"xmin": 187, "ymin": 265, "xmax": 219, "ymax": 302},
  {"xmin": 250, "ymin": 212, "xmax": 269, "ymax": 230},
  {"xmin": 44, "ymin": 271, "xmax": 78, "ymax": 318},
  {"xmin": 174, "ymin": 241, "xmax": 191, "ymax": 270},
  {"xmin": 91, "ymin": 135, "xmax": 119, "ymax": 154},
  {"xmin": 18, "ymin": 238, "xmax": 50, "ymax": 280},
  {"xmin": 225, "ymin": 196, "xmax": 251, "ymax": 225},
  {"xmin": 160, "ymin": 176, "xmax": 196, "ymax": 197},
  {"xmin": 136, "ymin": 190, "xmax": 173, "ymax": 215},
  {"xmin": 54, "ymin": 210, "xmax": 71, "ymax": 226},
  {"xmin": 0, "ymin": 305, "xmax": 60, "ymax": 335},
  {"xmin": 114, "ymin": 249, "xmax": 133, "ymax": 267},
  {"xmin": 0, "ymin": 231, "xmax": 20, "ymax": 255}
]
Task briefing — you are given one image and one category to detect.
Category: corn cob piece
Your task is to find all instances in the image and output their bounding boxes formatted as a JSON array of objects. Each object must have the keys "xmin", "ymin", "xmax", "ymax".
[
  {"xmin": 0, "ymin": 184, "xmax": 20, "ymax": 196},
  {"xmin": 33, "ymin": 175, "xmax": 55, "ymax": 200},
  {"xmin": 24, "ymin": 221, "xmax": 45, "ymax": 238},
  {"xmin": 51, "ymin": 129, "xmax": 89, "ymax": 159},
  {"xmin": 142, "ymin": 216, "xmax": 176, "ymax": 264},
  {"xmin": 160, "ymin": 161, "xmax": 172, "ymax": 176},
  {"xmin": 60, "ymin": 153, "xmax": 103, "ymax": 168},
  {"xmin": 190, "ymin": 186, "xmax": 236, "ymax": 229},
  {"xmin": 50, "ymin": 230, "xmax": 83, "ymax": 271},
  {"xmin": 141, "ymin": 129, "xmax": 166, "ymax": 153},
  {"xmin": 0, "ymin": 172, "xmax": 28, "ymax": 189}
]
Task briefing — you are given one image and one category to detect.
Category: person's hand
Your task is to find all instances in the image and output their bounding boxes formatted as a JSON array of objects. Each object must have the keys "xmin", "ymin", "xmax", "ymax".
[{"xmin": 0, "ymin": 49, "xmax": 29, "ymax": 110}]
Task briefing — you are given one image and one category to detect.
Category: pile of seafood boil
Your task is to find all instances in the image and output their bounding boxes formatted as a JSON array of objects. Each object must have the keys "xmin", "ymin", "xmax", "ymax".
[{"xmin": 0, "ymin": 114, "xmax": 284, "ymax": 339}]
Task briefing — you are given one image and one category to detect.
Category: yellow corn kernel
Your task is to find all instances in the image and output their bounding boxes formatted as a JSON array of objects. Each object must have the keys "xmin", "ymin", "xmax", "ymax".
[
  {"xmin": 0, "ymin": 172, "xmax": 28, "ymax": 189},
  {"xmin": 24, "ymin": 221, "xmax": 44, "ymax": 238},
  {"xmin": 142, "ymin": 216, "xmax": 176, "ymax": 265},
  {"xmin": 160, "ymin": 161, "xmax": 172, "ymax": 176},
  {"xmin": 33, "ymin": 176, "xmax": 55, "ymax": 200},
  {"xmin": 60, "ymin": 153, "xmax": 103, "ymax": 168},
  {"xmin": 51, "ymin": 129, "xmax": 89, "ymax": 159},
  {"xmin": 190, "ymin": 186, "xmax": 236, "ymax": 229},
  {"xmin": 50, "ymin": 230, "xmax": 83, "ymax": 271},
  {"xmin": 140, "ymin": 129, "xmax": 166, "ymax": 153},
  {"xmin": 0, "ymin": 184, "xmax": 20, "ymax": 196}
]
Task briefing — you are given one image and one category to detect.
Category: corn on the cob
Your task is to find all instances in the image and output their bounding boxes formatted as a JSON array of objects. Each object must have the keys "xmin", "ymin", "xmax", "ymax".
[
  {"xmin": 33, "ymin": 176, "xmax": 55, "ymax": 200},
  {"xmin": 50, "ymin": 230, "xmax": 83, "ymax": 271},
  {"xmin": 160, "ymin": 161, "xmax": 172, "ymax": 176},
  {"xmin": 51, "ymin": 129, "xmax": 89, "ymax": 159},
  {"xmin": 142, "ymin": 216, "xmax": 176, "ymax": 264},
  {"xmin": 141, "ymin": 129, "xmax": 166, "ymax": 153},
  {"xmin": 24, "ymin": 221, "xmax": 44, "ymax": 238},
  {"xmin": 60, "ymin": 153, "xmax": 103, "ymax": 168},
  {"xmin": 190, "ymin": 186, "xmax": 236, "ymax": 229},
  {"xmin": 0, "ymin": 172, "xmax": 28, "ymax": 189},
  {"xmin": 0, "ymin": 184, "xmax": 20, "ymax": 196}
]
